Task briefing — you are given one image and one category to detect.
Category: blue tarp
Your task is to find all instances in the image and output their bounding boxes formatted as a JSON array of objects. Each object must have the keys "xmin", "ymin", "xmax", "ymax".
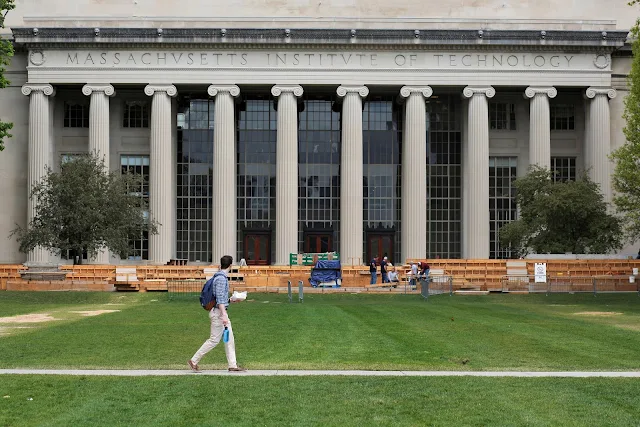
[{"xmin": 309, "ymin": 260, "xmax": 342, "ymax": 288}]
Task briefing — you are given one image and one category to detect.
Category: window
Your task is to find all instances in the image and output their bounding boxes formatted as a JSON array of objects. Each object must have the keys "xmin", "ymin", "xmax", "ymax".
[
  {"xmin": 427, "ymin": 95, "xmax": 462, "ymax": 259},
  {"xmin": 489, "ymin": 157, "xmax": 518, "ymax": 259},
  {"xmin": 121, "ymin": 155, "xmax": 150, "ymax": 260},
  {"xmin": 551, "ymin": 157, "xmax": 577, "ymax": 182},
  {"xmin": 64, "ymin": 102, "xmax": 89, "ymax": 128},
  {"xmin": 177, "ymin": 99, "xmax": 214, "ymax": 263},
  {"xmin": 123, "ymin": 101, "xmax": 150, "ymax": 128},
  {"xmin": 298, "ymin": 97, "xmax": 341, "ymax": 255},
  {"xmin": 363, "ymin": 97, "xmax": 402, "ymax": 263},
  {"xmin": 237, "ymin": 98, "xmax": 277, "ymax": 263},
  {"xmin": 489, "ymin": 102, "xmax": 517, "ymax": 130},
  {"xmin": 550, "ymin": 104, "xmax": 575, "ymax": 130}
]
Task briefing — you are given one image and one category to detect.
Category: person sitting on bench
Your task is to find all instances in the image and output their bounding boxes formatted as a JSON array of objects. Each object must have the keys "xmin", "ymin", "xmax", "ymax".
[{"xmin": 387, "ymin": 268, "xmax": 400, "ymax": 283}]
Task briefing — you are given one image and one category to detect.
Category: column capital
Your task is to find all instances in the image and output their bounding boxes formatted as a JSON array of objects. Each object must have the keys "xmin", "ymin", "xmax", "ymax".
[
  {"xmin": 337, "ymin": 85, "xmax": 369, "ymax": 98},
  {"xmin": 21, "ymin": 84, "xmax": 55, "ymax": 97},
  {"xmin": 463, "ymin": 86, "xmax": 495, "ymax": 99},
  {"xmin": 144, "ymin": 84, "xmax": 177, "ymax": 97},
  {"xmin": 586, "ymin": 87, "xmax": 617, "ymax": 100},
  {"xmin": 524, "ymin": 86, "xmax": 557, "ymax": 99},
  {"xmin": 271, "ymin": 85, "xmax": 303, "ymax": 98},
  {"xmin": 400, "ymin": 86, "xmax": 433, "ymax": 99},
  {"xmin": 208, "ymin": 85, "xmax": 240, "ymax": 97},
  {"xmin": 82, "ymin": 84, "xmax": 115, "ymax": 97}
]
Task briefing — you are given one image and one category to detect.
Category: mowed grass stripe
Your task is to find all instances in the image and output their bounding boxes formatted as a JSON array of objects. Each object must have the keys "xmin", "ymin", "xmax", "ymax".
[
  {"xmin": 1, "ymin": 376, "xmax": 639, "ymax": 426},
  {"xmin": 0, "ymin": 292, "xmax": 639, "ymax": 371}
]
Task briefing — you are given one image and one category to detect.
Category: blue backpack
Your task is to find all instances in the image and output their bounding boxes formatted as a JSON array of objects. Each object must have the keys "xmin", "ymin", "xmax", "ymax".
[{"xmin": 200, "ymin": 272, "xmax": 226, "ymax": 311}]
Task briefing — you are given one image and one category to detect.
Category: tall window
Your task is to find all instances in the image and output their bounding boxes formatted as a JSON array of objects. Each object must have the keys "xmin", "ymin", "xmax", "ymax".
[
  {"xmin": 121, "ymin": 155, "xmax": 150, "ymax": 260},
  {"xmin": 489, "ymin": 157, "xmax": 518, "ymax": 259},
  {"xmin": 64, "ymin": 102, "xmax": 89, "ymax": 128},
  {"xmin": 550, "ymin": 104, "xmax": 575, "ymax": 130},
  {"xmin": 298, "ymin": 97, "xmax": 341, "ymax": 253},
  {"xmin": 363, "ymin": 97, "xmax": 402, "ymax": 264},
  {"xmin": 489, "ymin": 102, "xmax": 517, "ymax": 130},
  {"xmin": 237, "ymin": 98, "xmax": 277, "ymax": 263},
  {"xmin": 177, "ymin": 99, "xmax": 214, "ymax": 262},
  {"xmin": 123, "ymin": 101, "xmax": 149, "ymax": 128},
  {"xmin": 427, "ymin": 95, "xmax": 462, "ymax": 259},
  {"xmin": 551, "ymin": 157, "xmax": 577, "ymax": 182}
]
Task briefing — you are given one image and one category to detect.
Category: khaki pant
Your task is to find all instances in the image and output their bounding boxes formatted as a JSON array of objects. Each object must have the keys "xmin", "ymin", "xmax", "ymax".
[{"xmin": 191, "ymin": 307, "xmax": 238, "ymax": 368}]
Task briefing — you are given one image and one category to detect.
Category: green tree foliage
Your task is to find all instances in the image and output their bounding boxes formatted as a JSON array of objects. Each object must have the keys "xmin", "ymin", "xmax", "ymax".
[
  {"xmin": 0, "ymin": 0, "xmax": 15, "ymax": 151},
  {"xmin": 11, "ymin": 153, "xmax": 158, "ymax": 264},
  {"xmin": 499, "ymin": 166, "xmax": 623, "ymax": 257},
  {"xmin": 611, "ymin": 6, "xmax": 640, "ymax": 241}
]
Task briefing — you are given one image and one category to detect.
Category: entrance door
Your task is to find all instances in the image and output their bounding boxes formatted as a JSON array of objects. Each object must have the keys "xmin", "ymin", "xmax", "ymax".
[
  {"xmin": 304, "ymin": 233, "xmax": 333, "ymax": 253},
  {"xmin": 367, "ymin": 233, "xmax": 394, "ymax": 264},
  {"xmin": 243, "ymin": 232, "xmax": 271, "ymax": 265}
]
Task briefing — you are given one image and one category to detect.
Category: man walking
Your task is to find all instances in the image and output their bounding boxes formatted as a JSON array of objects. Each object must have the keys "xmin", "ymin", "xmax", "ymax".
[{"xmin": 188, "ymin": 255, "xmax": 246, "ymax": 373}]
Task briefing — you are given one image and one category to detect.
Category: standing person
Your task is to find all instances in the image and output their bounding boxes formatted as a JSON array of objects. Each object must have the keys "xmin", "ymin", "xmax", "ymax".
[
  {"xmin": 369, "ymin": 256, "xmax": 378, "ymax": 285},
  {"xmin": 419, "ymin": 261, "xmax": 430, "ymax": 278},
  {"xmin": 381, "ymin": 256, "xmax": 389, "ymax": 283},
  {"xmin": 409, "ymin": 262, "xmax": 419, "ymax": 289},
  {"xmin": 188, "ymin": 255, "xmax": 246, "ymax": 373}
]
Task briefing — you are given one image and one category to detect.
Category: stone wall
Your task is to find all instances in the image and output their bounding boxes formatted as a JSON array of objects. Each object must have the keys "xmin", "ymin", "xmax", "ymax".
[{"xmin": 3, "ymin": 0, "xmax": 637, "ymax": 31}]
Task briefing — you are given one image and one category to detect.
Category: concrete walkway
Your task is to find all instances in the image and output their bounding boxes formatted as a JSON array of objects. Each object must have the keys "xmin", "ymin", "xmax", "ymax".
[{"xmin": 1, "ymin": 369, "xmax": 639, "ymax": 377}]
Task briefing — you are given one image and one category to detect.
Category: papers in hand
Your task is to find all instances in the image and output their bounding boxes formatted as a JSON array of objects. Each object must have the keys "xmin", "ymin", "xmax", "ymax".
[{"xmin": 230, "ymin": 291, "xmax": 247, "ymax": 302}]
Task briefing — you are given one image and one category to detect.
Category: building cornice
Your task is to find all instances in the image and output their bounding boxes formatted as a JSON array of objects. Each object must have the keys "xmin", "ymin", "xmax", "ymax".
[{"xmin": 11, "ymin": 27, "xmax": 628, "ymax": 50}]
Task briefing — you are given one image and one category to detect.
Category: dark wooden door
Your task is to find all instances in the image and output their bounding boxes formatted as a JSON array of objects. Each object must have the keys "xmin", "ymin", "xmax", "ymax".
[
  {"xmin": 243, "ymin": 232, "xmax": 271, "ymax": 265},
  {"xmin": 366, "ymin": 233, "xmax": 394, "ymax": 264}
]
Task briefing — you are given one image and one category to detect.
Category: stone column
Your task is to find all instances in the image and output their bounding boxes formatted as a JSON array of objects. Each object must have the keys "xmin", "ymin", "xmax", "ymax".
[
  {"xmin": 208, "ymin": 85, "xmax": 240, "ymax": 264},
  {"xmin": 463, "ymin": 86, "xmax": 495, "ymax": 259},
  {"xmin": 21, "ymin": 84, "xmax": 55, "ymax": 265},
  {"xmin": 272, "ymin": 85, "xmax": 303, "ymax": 265},
  {"xmin": 83, "ymin": 84, "xmax": 115, "ymax": 264},
  {"xmin": 399, "ymin": 86, "xmax": 432, "ymax": 263},
  {"xmin": 585, "ymin": 87, "xmax": 616, "ymax": 205},
  {"xmin": 144, "ymin": 85, "xmax": 177, "ymax": 265},
  {"xmin": 337, "ymin": 86, "xmax": 368, "ymax": 266},
  {"xmin": 525, "ymin": 87, "xmax": 557, "ymax": 170}
]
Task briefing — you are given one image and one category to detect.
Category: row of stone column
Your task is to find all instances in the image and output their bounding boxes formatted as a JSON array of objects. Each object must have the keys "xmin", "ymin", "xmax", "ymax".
[{"xmin": 21, "ymin": 83, "xmax": 616, "ymax": 264}]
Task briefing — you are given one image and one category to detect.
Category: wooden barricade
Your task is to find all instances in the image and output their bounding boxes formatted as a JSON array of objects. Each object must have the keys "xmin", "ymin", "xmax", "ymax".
[{"xmin": 3, "ymin": 259, "xmax": 640, "ymax": 292}]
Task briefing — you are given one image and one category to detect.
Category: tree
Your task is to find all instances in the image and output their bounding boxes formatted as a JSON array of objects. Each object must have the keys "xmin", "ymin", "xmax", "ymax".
[
  {"xmin": 11, "ymin": 153, "xmax": 158, "ymax": 264},
  {"xmin": 611, "ymin": 4, "xmax": 640, "ymax": 241},
  {"xmin": 499, "ymin": 166, "xmax": 623, "ymax": 257},
  {"xmin": 0, "ymin": 0, "xmax": 15, "ymax": 151}
]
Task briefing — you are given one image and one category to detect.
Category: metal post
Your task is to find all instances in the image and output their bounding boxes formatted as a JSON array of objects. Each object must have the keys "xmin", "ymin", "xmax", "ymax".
[
  {"xmin": 593, "ymin": 277, "xmax": 597, "ymax": 297},
  {"xmin": 298, "ymin": 280, "xmax": 304, "ymax": 303},
  {"xmin": 546, "ymin": 277, "xmax": 550, "ymax": 297},
  {"xmin": 287, "ymin": 280, "xmax": 292, "ymax": 303},
  {"xmin": 449, "ymin": 276, "xmax": 453, "ymax": 296},
  {"xmin": 420, "ymin": 277, "xmax": 429, "ymax": 300}
]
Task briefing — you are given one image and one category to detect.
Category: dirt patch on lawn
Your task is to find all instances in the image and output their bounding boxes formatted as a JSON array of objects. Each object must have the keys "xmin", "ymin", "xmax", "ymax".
[
  {"xmin": 573, "ymin": 311, "xmax": 623, "ymax": 316},
  {"xmin": 0, "ymin": 313, "xmax": 56, "ymax": 323},
  {"xmin": 0, "ymin": 326, "xmax": 32, "ymax": 336},
  {"xmin": 69, "ymin": 310, "xmax": 120, "ymax": 317}
]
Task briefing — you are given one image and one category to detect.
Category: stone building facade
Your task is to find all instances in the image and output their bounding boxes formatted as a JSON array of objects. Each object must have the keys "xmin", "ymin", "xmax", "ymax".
[{"xmin": 0, "ymin": 0, "xmax": 635, "ymax": 265}]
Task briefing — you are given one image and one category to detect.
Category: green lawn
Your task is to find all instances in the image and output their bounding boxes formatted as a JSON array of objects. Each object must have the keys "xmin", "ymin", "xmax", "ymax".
[
  {"xmin": 0, "ymin": 291, "xmax": 639, "ymax": 371},
  {"xmin": 2, "ymin": 292, "xmax": 640, "ymax": 426},
  {"xmin": 1, "ymin": 376, "xmax": 639, "ymax": 426}
]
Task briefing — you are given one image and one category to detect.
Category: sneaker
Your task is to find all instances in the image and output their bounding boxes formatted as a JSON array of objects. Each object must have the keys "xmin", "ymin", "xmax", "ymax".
[
  {"xmin": 188, "ymin": 359, "xmax": 201, "ymax": 373},
  {"xmin": 228, "ymin": 366, "xmax": 247, "ymax": 372}
]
